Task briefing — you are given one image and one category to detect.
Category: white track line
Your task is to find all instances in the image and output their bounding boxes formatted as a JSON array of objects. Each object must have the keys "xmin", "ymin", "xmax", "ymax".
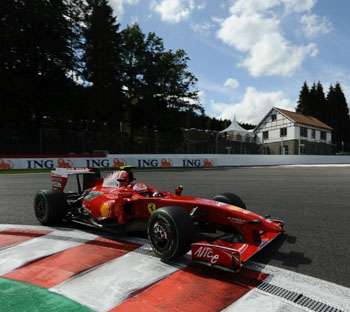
[
  {"xmin": 245, "ymin": 261, "xmax": 350, "ymax": 311},
  {"xmin": 0, "ymin": 228, "xmax": 98, "ymax": 275},
  {"xmin": 1, "ymin": 225, "xmax": 349, "ymax": 312},
  {"xmin": 51, "ymin": 248, "xmax": 187, "ymax": 312},
  {"xmin": 223, "ymin": 289, "xmax": 307, "ymax": 312}
]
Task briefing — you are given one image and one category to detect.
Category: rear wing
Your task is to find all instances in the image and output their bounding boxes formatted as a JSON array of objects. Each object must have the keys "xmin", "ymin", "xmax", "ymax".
[{"xmin": 51, "ymin": 167, "xmax": 101, "ymax": 193}]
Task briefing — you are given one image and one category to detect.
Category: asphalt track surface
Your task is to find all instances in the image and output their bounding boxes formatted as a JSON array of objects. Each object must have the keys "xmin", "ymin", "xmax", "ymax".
[{"xmin": 0, "ymin": 167, "xmax": 349, "ymax": 288}]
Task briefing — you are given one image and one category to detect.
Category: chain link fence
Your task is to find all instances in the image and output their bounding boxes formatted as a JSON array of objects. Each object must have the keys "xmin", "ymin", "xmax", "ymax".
[
  {"xmin": 2, "ymin": 128, "xmax": 346, "ymax": 155},
  {"xmin": 0, "ymin": 129, "xmax": 87, "ymax": 155}
]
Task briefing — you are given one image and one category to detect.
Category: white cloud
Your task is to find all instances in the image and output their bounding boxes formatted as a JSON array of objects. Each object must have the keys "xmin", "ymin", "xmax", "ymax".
[
  {"xmin": 215, "ymin": 0, "xmax": 323, "ymax": 77},
  {"xmin": 151, "ymin": 0, "xmax": 203, "ymax": 23},
  {"xmin": 217, "ymin": 14, "xmax": 279, "ymax": 52},
  {"xmin": 191, "ymin": 21, "xmax": 214, "ymax": 36},
  {"xmin": 241, "ymin": 33, "xmax": 318, "ymax": 77},
  {"xmin": 198, "ymin": 90, "xmax": 205, "ymax": 103},
  {"xmin": 229, "ymin": 0, "xmax": 316, "ymax": 15},
  {"xmin": 282, "ymin": 0, "xmax": 316, "ymax": 14},
  {"xmin": 224, "ymin": 78, "xmax": 239, "ymax": 89},
  {"xmin": 110, "ymin": 0, "xmax": 139, "ymax": 17},
  {"xmin": 301, "ymin": 14, "xmax": 332, "ymax": 38},
  {"xmin": 210, "ymin": 87, "xmax": 294, "ymax": 124},
  {"xmin": 196, "ymin": 2, "xmax": 206, "ymax": 10},
  {"xmin": 198, "ymin": 78, "xmax": 233, "ymax": 96},
  {"xmin": 229, "ymin": 0, "xmax": 280, "ymax": 15}
]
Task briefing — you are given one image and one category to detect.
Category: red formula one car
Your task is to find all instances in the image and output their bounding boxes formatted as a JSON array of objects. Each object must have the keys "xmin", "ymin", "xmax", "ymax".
[{"xmin": 34, "ymin": 166, "xmax": 283, "ymax": 271}]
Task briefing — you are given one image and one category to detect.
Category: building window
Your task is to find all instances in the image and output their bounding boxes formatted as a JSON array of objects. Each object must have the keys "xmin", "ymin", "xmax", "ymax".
[
  {"xmin": 311, "ymin": 129, "xmax": 315, "ymax": 139},
  {"xmin": 271, "ymin": 114, "xmax": 277, "ymax": 121},
  {"xmin": 300, "ymin": 127, "xmax": 308, "ymax": 138},
  {"xmin": 263, "ymin": 147, "xmax": 270, "ymax": 154},
  {"xmin": 280, "ymin": 127, "xmax": 287, "ymax": 137},
  {"xmin": 320, "ymin": 131, "xmax": 326, "ymax": 140},
  {"xmin": 263, "ymin": 131, "xmax": 269, "ymax": 140},
  {"xmin": 300, "ymin": 145, "xmax": 306, "ymax": 155},
  {"xmin": 279, "ymin": 145, "xmax": 289, "ymax": 155}
]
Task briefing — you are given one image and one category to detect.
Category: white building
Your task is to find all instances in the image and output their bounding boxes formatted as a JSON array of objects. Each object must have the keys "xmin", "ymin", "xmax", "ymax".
[
  {"xmin": 215, "ymin": 116, "xmax": 259, "ymax": 154},
  {"xmin": 254, "ymin": 107, "xmax": 334, "ymax": 155},
  {"xmin": 219, "ymin": 115, "xmax": 252, "ymax": 142}
]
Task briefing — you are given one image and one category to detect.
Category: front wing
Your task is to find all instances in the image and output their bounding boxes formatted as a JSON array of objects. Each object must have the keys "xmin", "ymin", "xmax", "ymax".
[{"xmin": 191, "ymin": 231, "xmax": 281, "ymax": 271}]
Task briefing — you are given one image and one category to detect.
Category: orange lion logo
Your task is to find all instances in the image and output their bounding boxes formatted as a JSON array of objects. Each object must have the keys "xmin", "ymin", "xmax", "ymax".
[
  {"xmin": 113, "ymin": 158, "xmax": 126, "ymax": 167},
  {"xmin": 57, "ymin": 158, "xmax": 73, "ymax": 168},
  {"xmin": 161, "ymin": 158, "xmax": 172, "ymax": 167},
  {"xmin": 0, "ymin": 159, "xmax": 14, "ymax": 169},
  {"xmin": 204, "ymin": 158, "xmax": 214, "ymax": 167}
]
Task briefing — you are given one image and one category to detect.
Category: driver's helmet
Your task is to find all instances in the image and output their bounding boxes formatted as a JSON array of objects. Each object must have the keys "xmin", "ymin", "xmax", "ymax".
[{"xmin": 133, "ymin": 183, "xmax": 149, "ymax": 196}]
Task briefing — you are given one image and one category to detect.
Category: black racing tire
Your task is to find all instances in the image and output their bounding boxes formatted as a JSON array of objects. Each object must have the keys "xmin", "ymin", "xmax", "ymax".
[
  {"xmin": 147, "ymin": 206, "xmax": 194, "ymax": 260},
  {"xmin": 34, "ymin": 190, "xmax": 68, "ymax": 225},
  {"xmin": 212, "ymin": 192, "xmax": 246, "ymax": 209}
]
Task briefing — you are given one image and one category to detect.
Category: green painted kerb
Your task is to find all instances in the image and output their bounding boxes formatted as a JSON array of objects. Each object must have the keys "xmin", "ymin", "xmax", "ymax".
[{"xmin": 0, "ymin": 277, "xmax": 93, "ymax": 312}]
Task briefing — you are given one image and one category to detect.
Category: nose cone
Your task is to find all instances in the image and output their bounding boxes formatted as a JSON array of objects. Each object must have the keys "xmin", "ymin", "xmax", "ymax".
[{"xmin": 262, "ymin": 219, "xmax": 283, "ymax": 232}]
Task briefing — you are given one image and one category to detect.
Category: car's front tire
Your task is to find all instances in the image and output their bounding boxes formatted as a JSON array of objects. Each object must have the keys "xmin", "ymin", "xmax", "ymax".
[
  {"xmin": 34, "ymin": 190, "xmax": 67, "ymax": 225},
  {"xmin": 147, "ymin": 206, "xmax": 194, "ymax": 260},
  {"xmin": 212, "ymin": 192, "xmax": 246, "ymax": 209}
]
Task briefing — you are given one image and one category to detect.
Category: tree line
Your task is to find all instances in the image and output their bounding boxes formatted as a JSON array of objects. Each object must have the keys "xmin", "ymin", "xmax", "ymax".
[
  {"xmin": 0, "ymin": 0, "xmax": 229, "ymax": 154},
  {"xmin": 296, "ymin": 81, "xmax": 350, "ymax": 151}
]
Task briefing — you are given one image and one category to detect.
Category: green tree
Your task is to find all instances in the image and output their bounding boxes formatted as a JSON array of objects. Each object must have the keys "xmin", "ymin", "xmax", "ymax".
[
  {"xmin": 81, "ymin": 0, "xmax": 123, "ymax": 137},
  {"xmin": 121, "ymin": 24, "xmax": 202, "ymax": 150},
  {"xmin": 296, "ymin": 81, "xmax": 311, "ymax": 115},
  {"xmin": 146, "ymin": 47, "xmax": 202, "ymax": 144},
  {"xmin": 239, "ymin": 122, "xmax": 256, "ymax": 130},
  {"xmin": 309, "ymin": 82, "xmax": 319, "ymax": 118},
  {"xmin": 305, "ymin": 81, "xmax": 327, "ymax": 121},
  {"xmin": 326, "ymin": 83, "xmax": 350, "ymax": 147},
  {"xmin": 0, "ymin": 0, "xmax": 75, "ymax": 129},
  {"xmin": 120, "ymin": 23, "xmax": 147, "ymax": 144},
  {"xmin": 315, "ymin": 81, "xmax": 327, "ymax": 122}
]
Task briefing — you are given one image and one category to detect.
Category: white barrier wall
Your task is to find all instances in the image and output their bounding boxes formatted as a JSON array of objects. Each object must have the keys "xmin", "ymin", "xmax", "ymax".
[
  {"xmin": 0, "ymin": 155, "xmax": 107, "ymax": 170},
  {"xmin": 1, "ymin": 154, "xmax": 350, "ymax": 170},
  {"xmin": 110, "ymin": 154, "xmax": 350, "ymax": 167}
]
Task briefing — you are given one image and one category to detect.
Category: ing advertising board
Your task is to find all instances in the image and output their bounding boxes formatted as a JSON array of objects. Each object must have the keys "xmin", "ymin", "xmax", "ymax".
[{"xmin": 0, "ymin": 155, "xmax": 218, "ymax": 170}]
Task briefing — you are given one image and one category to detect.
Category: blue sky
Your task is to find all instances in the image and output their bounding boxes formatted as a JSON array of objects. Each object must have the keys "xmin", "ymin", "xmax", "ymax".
[{"xmin": 110, "ymin": 0, "xmax": 350, "ymax": 125}]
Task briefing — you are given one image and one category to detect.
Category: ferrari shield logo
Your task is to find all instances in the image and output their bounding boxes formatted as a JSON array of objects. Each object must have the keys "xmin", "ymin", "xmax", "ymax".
[{"xmin": 148, "ymin": 203, "xmax": 156, "ymax": 214}]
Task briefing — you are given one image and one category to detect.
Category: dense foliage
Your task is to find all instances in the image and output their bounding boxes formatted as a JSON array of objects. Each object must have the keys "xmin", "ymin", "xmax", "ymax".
[
  {"xmin": 296, "ymin": 81, "xmax": 350, "ymax": 152},
  {"xmin": 0, "ymin": 0, "xmax": 229, "ymax": 154}
]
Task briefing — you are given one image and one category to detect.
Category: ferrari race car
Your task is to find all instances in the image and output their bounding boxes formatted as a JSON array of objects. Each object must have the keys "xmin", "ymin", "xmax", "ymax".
[{"xmin": 34, "ymin": 166, "xmax": 284, "ymax": 271}]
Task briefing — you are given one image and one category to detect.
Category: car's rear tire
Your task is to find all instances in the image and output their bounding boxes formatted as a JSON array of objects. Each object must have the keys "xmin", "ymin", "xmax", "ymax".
[
  {"xmin": 34, "ymin": 190, "xmax": 67, "ymax": 225},
  {"xmin": 212, "ymin": 192, "xmax": 246, "ymax": 209},
  {"xmin": 147, "ymin": 206, "xmax": 194, "ymax": 260}
]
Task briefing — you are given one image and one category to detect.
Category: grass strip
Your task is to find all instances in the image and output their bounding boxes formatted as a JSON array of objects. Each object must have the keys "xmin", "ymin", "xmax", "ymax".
[{"xmin": 0, "ymin": 277, "xmax": 93, "ymax": 312}]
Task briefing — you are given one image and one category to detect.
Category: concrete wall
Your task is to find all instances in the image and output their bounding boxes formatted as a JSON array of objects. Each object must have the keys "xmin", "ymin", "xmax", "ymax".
[{"xmin": 262, "ymin": 140, "xmax": 335, "ymax": 155}]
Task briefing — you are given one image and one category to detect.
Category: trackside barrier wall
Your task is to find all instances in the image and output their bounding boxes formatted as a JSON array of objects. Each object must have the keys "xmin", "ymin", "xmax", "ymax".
[{"xmin": 2, "ymin": 154, "xmax": 350, "ymax": 170}]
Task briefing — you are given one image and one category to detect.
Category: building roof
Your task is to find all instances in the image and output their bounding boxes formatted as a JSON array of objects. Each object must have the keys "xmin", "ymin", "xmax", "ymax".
[
  {"xmin": 275, "ymin": 108, "xmax": 333, "ymax": 130},
  {"xmin": 220, "ymin": 115, "xmax": 250, "ymax": 133}
]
